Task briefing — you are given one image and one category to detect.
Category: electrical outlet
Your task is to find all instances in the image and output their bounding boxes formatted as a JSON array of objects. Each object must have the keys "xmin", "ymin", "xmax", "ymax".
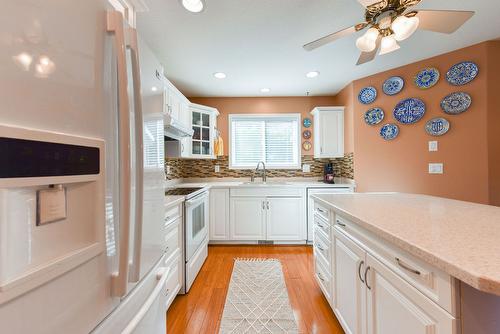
[
  {"xmin": 429, "ymin": 141, "xmax": 438, "ymax": 152},
  {"xmin": 166, "ymin": 166, "xmax": 171, "ymax": 174},
  {"xmin": 215, "ymin": 165, "xmax": 220, "ymax": 173},
  {"xmin": 302, "ymin": 164, "xmax": 311, "ymax": 173},
  {"xmin": 428, "ymin": 163, "xmax": 444, "ymax": 174}
]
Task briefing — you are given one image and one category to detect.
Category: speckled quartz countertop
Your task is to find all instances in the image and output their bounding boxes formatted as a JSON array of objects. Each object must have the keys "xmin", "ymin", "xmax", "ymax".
[{"xmin": 312, "ymin": 193, "xmax": 500, "ymax": 296}]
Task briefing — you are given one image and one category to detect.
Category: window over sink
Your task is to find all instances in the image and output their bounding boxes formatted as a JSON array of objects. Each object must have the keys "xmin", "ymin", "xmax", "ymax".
[{"xmin": 229, "ymin": 114, "xmax": 301, "ymax": 169}]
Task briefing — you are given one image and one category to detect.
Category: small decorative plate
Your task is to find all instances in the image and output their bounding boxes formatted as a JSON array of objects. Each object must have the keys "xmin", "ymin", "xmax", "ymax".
[
  {"xmin": 425, "ymin": 118, "xmax": 450, "ymax": 136},
  {"xmin": 393, "ymin": 98, "xmax": 426, "ymax": 124},
  {"xmin": 302, "ymin": 141, "xmax": 312, "ymax": 151},
  {"xmin": 446, "ymin": 61, "xmax": 479, "ymax": 86},
  {"xmin": 414, "ymin": 68, "xmax": 440, "ymax": 89},
  {"xmin": 383, "ymin": 76, "xmax": 404, "ymax": 95},
  {"xmin": 364, "ymin": 107, "xmax": 385, "ymax": 125},
  {"xmin": 441, "ymin": 92, "xmax": 472, "ymax": 115},
  {"xmin": 302, "ymin": 130, "xmax": 311, "ymax": 139},
  {"xmin": 380, "ymin": 123, "xmax": 399, "ymax": 141},
  {"xmin": 303, "ymin": 118, "xmax": 312, "ymax": 128},
  {"xmin": 358, "ymin": 86, "xmax": 377, "ymax": 104}
]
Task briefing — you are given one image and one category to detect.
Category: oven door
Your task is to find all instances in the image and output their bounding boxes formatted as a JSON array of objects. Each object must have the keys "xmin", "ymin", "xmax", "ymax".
[{"xmin": 185, "ymin": 191, "xmax": 209, "ymax": 261}]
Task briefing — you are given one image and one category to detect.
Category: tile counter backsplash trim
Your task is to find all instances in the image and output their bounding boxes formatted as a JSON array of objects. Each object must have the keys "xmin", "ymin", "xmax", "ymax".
[{"xmin": 165, "ymin": 153, "xmax": 354, "ymax": 180}]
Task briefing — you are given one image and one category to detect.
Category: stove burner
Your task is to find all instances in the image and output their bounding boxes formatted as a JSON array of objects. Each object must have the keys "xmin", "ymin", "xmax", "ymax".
[{"xmin": 165, "ymin": 187, "xmax": 203, "ymax": 196}]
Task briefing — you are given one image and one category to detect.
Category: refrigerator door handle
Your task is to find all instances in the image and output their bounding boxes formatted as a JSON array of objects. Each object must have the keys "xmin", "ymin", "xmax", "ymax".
[
  {"xmin": 126, "ymin": 27, "xmax": 145, "ymax": 284},
  {"xmin": 107, "ymin": 10, "xmax": 132, "ymax": 298}
]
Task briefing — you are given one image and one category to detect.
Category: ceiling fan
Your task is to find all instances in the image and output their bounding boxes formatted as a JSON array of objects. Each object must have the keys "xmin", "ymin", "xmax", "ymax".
[{"xmin": 303, "ymin": 0, "xmax": 475, "ymax": 65}]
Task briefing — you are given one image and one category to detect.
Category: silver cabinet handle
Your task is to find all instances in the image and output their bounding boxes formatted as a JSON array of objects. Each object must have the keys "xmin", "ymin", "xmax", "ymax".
[
  {"xmin": 266, "ymin": 201, "xmax": 270, "ymax": 210},
  {"xmin": 262, "ymin": 201, "xmax": 265, "ymax": 210},
  {"xmin": 336, "ymin": 219, "xmax": 346, "ymax": 227},
  {"xmin": 316, "ymin": 243, "xmax": 325, "ymax": 252},
  {"xmin": 316, "ymin": 207, "xmax": 325, "ymax": 213},
  {"xmin": 358, "ymin": 260, "xmax": 365, "ymax": 284},
  {"xmin": 395, "ymin": 257, "xmax": 421, "ymax": 275},
  {"xmin": 364, "ymin": 266, "xmax": 371, "ymax": 290},
  {"xmin": 316, "ymin": 221, "xmax": 325, "ymax": 229},
  {"xmin": 317, "ymin": 272, "xmax": 325, "ymax": 282}
]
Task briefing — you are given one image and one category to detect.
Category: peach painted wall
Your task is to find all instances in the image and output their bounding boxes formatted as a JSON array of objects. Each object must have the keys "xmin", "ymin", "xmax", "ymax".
[
  {"xmin": 333, "ymin": 83, "xmax": 355, "ymax": 153},
  {"xmin": 487, "ymin": 42, "xmax": 500, "ymax": 206},
  {"xmin": 349, "ymin": 42, "xmax": 491, "ymax": 204},
  {"xmin": 189, "ymin": 96, "xmax": 337, "ymax": 156}
]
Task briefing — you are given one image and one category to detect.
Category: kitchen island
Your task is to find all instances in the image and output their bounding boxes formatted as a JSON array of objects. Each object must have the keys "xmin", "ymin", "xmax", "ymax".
[{"xmin": 311, "ymin": 192, "xmax": 500, "ymax": 334}]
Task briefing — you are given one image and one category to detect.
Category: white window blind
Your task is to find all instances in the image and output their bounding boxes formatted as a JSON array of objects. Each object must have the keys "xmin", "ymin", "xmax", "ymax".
[
  {"xmin": 229, "ymin": 114, "xmax": 301, "ymax": 169},
  {"xmin": 143, "ymin": 118, "xmax": 164, "ymax": 169}
]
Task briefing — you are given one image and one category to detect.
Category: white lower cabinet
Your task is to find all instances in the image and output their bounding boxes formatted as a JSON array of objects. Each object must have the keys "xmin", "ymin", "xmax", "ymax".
[
  {"xmin": 333, "ymin": 229, "xmax": 367, "ymax": 334},
  {"xmin": 229, "ymin": 197, "xmax": 266, "ymax": 240},
  {"xmin": 312, "ymin": 199, "xmax": 458, "ymax": 334},
  {"xmin": 209, "ymin": 188, "xmax": 230, "ymax": 240},
  {"xmin": 266, "ymin": 197, "xmax": 303, "ymax": 240}
]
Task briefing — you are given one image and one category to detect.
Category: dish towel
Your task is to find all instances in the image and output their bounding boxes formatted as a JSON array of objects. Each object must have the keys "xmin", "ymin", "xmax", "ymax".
[{"xmin": 214, "ymin": 136, "xmax": 224, "ymax": 156}]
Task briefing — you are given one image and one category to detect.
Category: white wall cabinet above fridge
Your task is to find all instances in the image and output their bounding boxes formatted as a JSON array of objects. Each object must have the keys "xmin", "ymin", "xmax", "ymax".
[{"xmin": 311, "ymin": 107, "xmax": 344, "ymax": 159}]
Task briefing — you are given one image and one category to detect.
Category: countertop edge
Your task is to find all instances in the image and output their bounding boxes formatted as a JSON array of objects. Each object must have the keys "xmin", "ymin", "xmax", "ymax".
[{"xmin": 312, "ymin": 195, "xmax": 500, "ymax": 296}]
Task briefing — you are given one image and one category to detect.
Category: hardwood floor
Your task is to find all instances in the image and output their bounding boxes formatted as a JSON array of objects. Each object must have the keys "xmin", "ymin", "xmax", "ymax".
[{"xmin": 167, "ymin": 245, "xmax": 344, "ymax": 333}]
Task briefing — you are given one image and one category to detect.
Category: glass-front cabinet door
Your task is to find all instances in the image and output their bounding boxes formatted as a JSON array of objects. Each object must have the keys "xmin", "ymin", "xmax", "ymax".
[{"xmin": 190, "ymin": 104, "xmax": 218, "ymax": 159}]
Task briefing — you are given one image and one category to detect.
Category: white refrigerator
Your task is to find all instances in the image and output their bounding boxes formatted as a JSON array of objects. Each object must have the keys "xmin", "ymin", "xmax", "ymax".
[{"xmin": 0, "ymin": 1, "xmax": 169, "ymax": 333}]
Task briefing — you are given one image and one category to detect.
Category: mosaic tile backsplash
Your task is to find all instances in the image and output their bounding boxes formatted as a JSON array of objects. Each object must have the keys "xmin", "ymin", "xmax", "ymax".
[{"xmin": 165, "ymin": 153, "xmax": 354, "ymax": 180}]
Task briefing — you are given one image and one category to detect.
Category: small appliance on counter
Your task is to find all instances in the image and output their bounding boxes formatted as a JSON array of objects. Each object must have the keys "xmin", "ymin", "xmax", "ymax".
[{"xmin": 323, "ymin": 163, "xmax": 335, "ymax": 184}]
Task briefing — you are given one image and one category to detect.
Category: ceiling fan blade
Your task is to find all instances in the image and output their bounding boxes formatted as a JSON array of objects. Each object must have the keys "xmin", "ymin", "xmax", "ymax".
[
  {"xmin": 415, "ymin": 10, "xmax": 475, "ymax": 34},
  {"xmin": 356, "ymin": 0, "xmax": 383, "ymax": 8},
  {"xmin": 303, "ymin": 26, "xmax": 358, "ymax": 51},
  {"xmin": 356, "ymin": 35, "xmax": 381, "ymax": 65}
]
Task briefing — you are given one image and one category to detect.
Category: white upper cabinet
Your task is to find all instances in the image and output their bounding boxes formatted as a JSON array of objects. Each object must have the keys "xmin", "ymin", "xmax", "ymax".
[
  {"xmin": 189, "ymin": 103, "xmax": 219, "ymax": 159},
  {"xmin": 164, "ymin": 79, "xmax": 190, "ymax": 129},
  {"xmin": 311, "ymin": 107, "xmax": 344, "ymax": 159}
]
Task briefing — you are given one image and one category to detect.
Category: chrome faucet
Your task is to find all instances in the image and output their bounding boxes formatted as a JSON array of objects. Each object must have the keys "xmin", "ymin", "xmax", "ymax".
[{"xmin": 251, "ymin": 161, "xmax": 267, "ymax": 183}]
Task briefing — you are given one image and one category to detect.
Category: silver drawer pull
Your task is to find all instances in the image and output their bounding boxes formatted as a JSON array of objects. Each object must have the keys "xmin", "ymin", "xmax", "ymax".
[
  {"xmin": 316, "ymin": 243, "xmax": 325, "ymax": 252},
  {"xmin": 316, "ymin": 222, "xmax": 325, "ymax": 229},
  {"xmin": 165, "ymin": 216, "xmax": 171, "ymax": 221},
  {"xmin": 336, "ymin": 219, "xmax": 346, "ymax": 227},
  {"xmin": 317, "ymin": 272, "xmax": 325, "ymax": 282},
  {"xmin": 316, "ymin": 207, "xmax": 326, "ymax": 213},
  {"xmin": 395, "ymin": 257, "xmax": 421, "ymax": 275}
]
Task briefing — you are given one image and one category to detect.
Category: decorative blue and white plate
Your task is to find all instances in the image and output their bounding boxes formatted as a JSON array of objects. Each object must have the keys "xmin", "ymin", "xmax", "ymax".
[
  {"xmin": 380, "ymin": 123, "xmax": 399, "ymax": 141},
  {"xmin": 303, "ymin": 118, "xmax": 312, "ymax": 128},
  {"xmin": 358, "ymin": 86, "xmax": 377, "ymax": 104},
  {"xmin": 364, "ymin": 107, "xmax": 385, "ymax": 125},
  {"xmin": 425, "ymin": 118, "xmax": 450, "ymax": 136},
  {"xmin": 393, "ymin": 98, "xmax": 426, "ymax": 124},
  {"xmin": 446, "ymin": 61, "xmax": 479, "ymax": 86},
  {"xmin": 383, "ymin": 76, "xmax": 404, "ymax": 95},
  {"xmin": 414, "ymin": 68, "xmax": 440, "ymax": 89},
  {"xmin": 440, "ymin": 92, "xmax": 472, "ymax": 115}
]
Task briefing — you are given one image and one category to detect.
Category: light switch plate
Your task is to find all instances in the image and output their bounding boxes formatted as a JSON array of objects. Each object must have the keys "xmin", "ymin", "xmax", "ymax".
[
  {"xmin": 302, "ymin": 164, "xmax": 311, "ymax": 173},
  {"xmin": 215, "ymin": 165, "xmax": 220, "ymax": 173},
  {"xmin": 429, "ymin": 141, "xmax": 438, "ymax": 152},
  {"xmin": 428, "ymin": 163, "xmax": 444, "ymax": 174}
]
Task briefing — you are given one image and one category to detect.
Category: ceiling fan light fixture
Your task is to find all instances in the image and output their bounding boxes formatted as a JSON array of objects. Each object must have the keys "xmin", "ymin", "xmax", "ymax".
[
  {"xmin": 356, "ymin": 28, "xmax": 379, "ymax": 52},
  {"xmin": 181, "ymin": 0, "xmax": 205, "ymax": 13},
  {"xmin": 392, "ymin": 15, "xmax": 420, "ymax": 41},
  {"xmin": 379, "ymin": 34, "xmax": 400, "ymax": 55}
]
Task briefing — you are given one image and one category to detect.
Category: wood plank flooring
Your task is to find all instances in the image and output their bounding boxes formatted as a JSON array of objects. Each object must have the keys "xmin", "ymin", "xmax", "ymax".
[{"xmin": 167, "ymin": 245, "xmax": 344, "ymax": 333}]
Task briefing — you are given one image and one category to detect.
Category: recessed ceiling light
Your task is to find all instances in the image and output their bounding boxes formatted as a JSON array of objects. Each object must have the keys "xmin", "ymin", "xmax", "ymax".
[
  {"xmin": 151, "ymin": 86, "xmax": 158, "ymax": 92},
  {"xmin": 181, "ymin": 0, "xmax": 205, "ymax": 13},
  {"xmin": 306, "ymin": 71, "xmax": 320, "ymax": 78},
  {"xmin": 260, "ymin": 88, "xmax": 271, "ymax": 93},
  {"xmin": 213, "ymin": 72, "xmax": 226, "ymax": 79}
]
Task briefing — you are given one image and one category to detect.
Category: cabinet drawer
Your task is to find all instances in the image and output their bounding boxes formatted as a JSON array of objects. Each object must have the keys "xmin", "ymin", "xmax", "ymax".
[
  {"xmin": 314, "ymin": 256, "xmax": 333, "ymax": 305},
  {"xmin": 165, "ymin": 203, "xmax": 182, "ymax": 226},
  {"xmin": 313, "ymin": 201, "xmax": 330, "ymax": 222},
  {"xmin": 164, "ymin": 219, "xmax": 180, "ymax": 258},
  {"xmin": 165, "ymin": 253, "xmax": 182, "ymax": 310},
  {"xmin": 335, "ymin": 215, "xmax": 458, "ymax": 316},
  {"xmin": 314, "ymin": 215, "xmax": 331, "ymax": 241},
  {"xmin": 314, "ymin": 227, "xmax": 332, "ymax": 270}
]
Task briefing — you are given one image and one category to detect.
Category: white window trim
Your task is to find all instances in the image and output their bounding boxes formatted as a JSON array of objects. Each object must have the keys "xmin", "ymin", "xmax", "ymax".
[{"xmin": 228, "ymin": 113, "xmax": 302, "ymax": 170}]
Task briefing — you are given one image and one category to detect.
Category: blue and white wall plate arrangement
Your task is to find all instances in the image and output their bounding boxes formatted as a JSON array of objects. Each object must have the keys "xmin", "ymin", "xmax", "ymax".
[
  {"xmin": 393, "ymin": 97, "xmax": 426, "ymax": 124},
  {"xmin": 380, "ymin": 123, "xmax": 399, "ymax": 141},
  {"xmin": 358, "ymin": 86, "xmax": 377, "ymax": 104},
  {"xmin": 382, "ymin": 76, "xmax": 404, "ymax": 96},
  {"xmin": 364, "ymin": 107, "xmax": 385, "ymax": 125},
  {"xmin": 414, "ymin": 68, "xmax": 440, "ymax": 89},
  {"xmin": 441, "ymin": 92, "xmax": 472, "ymax": 115},
  {"xmin": 446, "ymin": 61, "xmax": 479, "ymax": 86},
  {"xmin": 303, "ymin": 118, "xmax": 312, "ymax": 128},
  {"xmin": 425, "ymin": 117, "xmax": 450, "ymax": 136}
]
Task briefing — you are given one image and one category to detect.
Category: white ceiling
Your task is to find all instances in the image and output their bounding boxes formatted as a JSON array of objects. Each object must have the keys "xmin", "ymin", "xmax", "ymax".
[{"xmin": 136, "ymin": 0, "xmax": 500, "ymax": 97}]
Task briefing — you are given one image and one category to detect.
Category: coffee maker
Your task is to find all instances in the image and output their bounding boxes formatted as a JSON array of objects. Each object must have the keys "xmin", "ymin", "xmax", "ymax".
[{"xmin": 323, "ymin": 163, "xmax": 335, "ymax": 184}]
